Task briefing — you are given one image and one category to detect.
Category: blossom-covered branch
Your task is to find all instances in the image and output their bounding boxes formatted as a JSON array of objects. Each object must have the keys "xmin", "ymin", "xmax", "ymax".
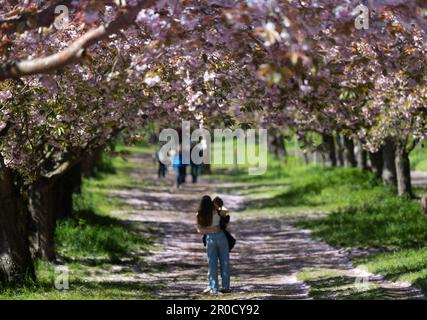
[{"xmin": 0, "ymin": 0, "xmax": 155, "ymax": 81}]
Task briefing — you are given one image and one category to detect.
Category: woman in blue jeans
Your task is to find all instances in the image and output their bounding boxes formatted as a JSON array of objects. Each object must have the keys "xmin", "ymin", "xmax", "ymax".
[{"xmin": 196, "ymin": 195, "xmax": 230, "ymax": 295}]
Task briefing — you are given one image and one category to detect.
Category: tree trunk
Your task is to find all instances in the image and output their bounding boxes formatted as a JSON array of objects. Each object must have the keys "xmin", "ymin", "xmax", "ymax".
[
  {"xmin": 355, "ymin": 139, "xmax": 368, "ymax": 170},
  {"xmin": 303, "ymin": 152, "xmax": 309, "ymax": 166},
  {"xmin": 369, "ymin": 148, "xmax": 383, "ymax": 178},
  {"xmin": 81, "ymin": 148, "xmax": 103, "ymax": 177},
  {"xmin": 267, "ymin": 128, "xmax": 286, "ymax": 161},
  {"xmin": 313, "ymin": 150, "xmax": 319, "ymax": 165},
  {"xmin": 335, "ymin": 135, "xmax": 345, "ymax": 166},
  {"xmin": 203, "ymin": 163, "xmax": 211, "ymax": 174},
  {"xmin": 395, "ymin": 141, "xmax": 413, "ymax": 197},
  {"xmin": 322, "ymin": 134, "xmax": 337, "ymax": 167},
  {"xmin": 28, "ymin": 180, "xmax": 57, "ymax": 261},
  {"xmin": 55, "ymin": 163, "xmax": 82, "ymax": 220},
  {"xmin": 421, "ymin": 196, "xmax": 427, "ymax": 215},
  {"xmin": 278, "ymin": 132, "xmax": 287, "ymax": 160},
  {"xmin": 344, "ymin": 137, "xmax": 357, "ymax": 167},
  {"xmin": 0, "ymin": 164, "xmax": 34, "ymax": 284},
  {"xmin": 382, "ymin": 138, "xmax": 397, "ymax": 187}
]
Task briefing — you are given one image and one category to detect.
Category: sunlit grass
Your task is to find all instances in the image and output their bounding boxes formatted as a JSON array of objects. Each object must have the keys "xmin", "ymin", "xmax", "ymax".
[
  {"xmin": 297, "ymin": 268, "xmax": 384, "ymax": 300},
  {"xmin": 0, "ymin": 259, "xmax": 158, "ymax": 300},
  {"xmin": 214, "ymin": 150, "xmax": 427, "ymax": 296},
  {"xmin": 355, "ymin": 248, "xmax": 427, "ymax": 290},
  {"xmin": 411, "ymin": 142, "xmax": 427, "ymax": 172}
]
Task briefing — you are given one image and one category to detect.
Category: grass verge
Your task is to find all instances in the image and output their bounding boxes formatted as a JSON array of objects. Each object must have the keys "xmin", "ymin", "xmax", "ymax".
[{"xmin": 212, "ymin": 153, "xmax": 427, "ymax": 297}]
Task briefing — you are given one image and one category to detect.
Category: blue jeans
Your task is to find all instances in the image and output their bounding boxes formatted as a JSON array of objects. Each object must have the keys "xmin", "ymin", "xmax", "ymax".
[{"xmin": 205, "ymin": 231, "xmax": 230, "ymax": 293}]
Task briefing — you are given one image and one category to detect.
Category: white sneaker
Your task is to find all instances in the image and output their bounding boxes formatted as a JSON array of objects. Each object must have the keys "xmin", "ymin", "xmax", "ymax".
[{"xmin": 202, "ymin": 287, "xmax": 211, "ymax": 294}]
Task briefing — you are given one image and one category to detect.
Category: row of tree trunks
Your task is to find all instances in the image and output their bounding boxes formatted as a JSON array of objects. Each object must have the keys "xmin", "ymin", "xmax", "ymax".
[
  {"xmin": 1, "ymin": 149, "xmax": 104, "ymax": 284},
  {"xmin": 0, "ymin": 163, "xmax": 34, "ymax": 283},
  {"xmin": 321, "ymin": 134, "xmax": 413, "ymax": 197},
  {"xmin": 28, "ymin": 162, "xmax": 85, "ymax": 261},
  {"xmin": 325, "ymin": 135, "xmax": 364, "ymax": 169}
]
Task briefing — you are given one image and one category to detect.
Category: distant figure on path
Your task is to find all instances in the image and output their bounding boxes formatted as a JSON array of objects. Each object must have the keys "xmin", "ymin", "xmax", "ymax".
[
  {"xmin": 190, "ymin": 143, "xmax": 202, "ymax": 183},
  {"xmin": 196, "ymin": 195, "xmax": 231, "ymax": 295},
  {"xmin": 172, "ymin": 144, "xmax": 187, "ymax": 188},
  {"xmin": 154, "ymin": 148, "xmax": 168, "ymax": 178}
]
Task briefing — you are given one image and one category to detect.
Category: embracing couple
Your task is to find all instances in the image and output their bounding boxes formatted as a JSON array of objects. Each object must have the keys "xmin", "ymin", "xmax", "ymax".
[{"xmin": 196, "ymin": 195, "xmax": 236, "ymax": 295}]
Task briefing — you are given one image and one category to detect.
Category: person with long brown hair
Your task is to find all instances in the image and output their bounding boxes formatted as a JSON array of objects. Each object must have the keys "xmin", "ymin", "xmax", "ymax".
[{"xmin": 196, "ymin": 195, "xmax": 230, "ymax": 295}]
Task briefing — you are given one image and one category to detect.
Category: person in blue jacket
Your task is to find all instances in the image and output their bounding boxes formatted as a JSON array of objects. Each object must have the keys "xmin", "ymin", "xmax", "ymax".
[{"xmin": 172, "ymin": 144, "xmax": 187, "ymax": 188}]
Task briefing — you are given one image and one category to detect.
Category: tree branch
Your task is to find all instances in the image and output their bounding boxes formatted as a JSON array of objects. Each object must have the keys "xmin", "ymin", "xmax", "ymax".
[
  {"xmin": 0, "ymin": 0, "xmax": 155, "ymax": 81},
  {"xmin": 0, "ymin": 0, "xmax": 73, "ymax": 35}
]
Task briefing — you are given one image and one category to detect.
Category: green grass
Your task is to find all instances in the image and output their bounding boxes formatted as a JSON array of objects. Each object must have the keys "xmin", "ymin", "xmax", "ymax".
[
  {"xmin": 297, "ymin": 268, "xmax": 385, "ymax": 300},
  {"xmin": 355, "ymin": 249, "xmax": 427, "ymax": 291},
  {"xmin": 0, "ymin": 261, "xmax": 159, "ymax": 300},
  {"xmin": 410, "ymin": 142, "xmax": 427, "ymax": 171},
  {"xmin": 0, "ymin": 143, "xmax": 157, "ymax": 299},
  {"xmin": 55, "ymin": 212, "xmax": 147, "ymax": 261},
  {"xmin": 298, "ymin": 194, "xmax": 427, "ymax": 250},
  {"xmin": 212, "ymin": 153, "xmax": 384, "ymax": 215}
]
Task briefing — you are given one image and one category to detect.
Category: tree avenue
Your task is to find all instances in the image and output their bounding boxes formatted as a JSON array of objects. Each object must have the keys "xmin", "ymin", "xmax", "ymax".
[{"xmin": 0, "ymin": 0, "xmax": 426, "ymax": 283}]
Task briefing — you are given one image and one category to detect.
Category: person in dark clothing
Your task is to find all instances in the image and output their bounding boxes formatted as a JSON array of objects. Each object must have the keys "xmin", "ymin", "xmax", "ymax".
[
  {"xmin": 172, "ymin": 145, "xmax": 187, "ymax": 188},
  {"xmin": 154, "ymin": 149, "xmax": 168, "ymax": 178},
  {"xmin": 190, "ymin": 145, "xmax": 201, "ymax": 183},
  {"xmin": 190, "ymin": 139, "xmax": 205, "ymax": 183}
]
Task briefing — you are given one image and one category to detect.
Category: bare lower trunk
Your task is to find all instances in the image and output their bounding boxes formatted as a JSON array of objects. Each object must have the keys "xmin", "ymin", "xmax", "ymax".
[
  {"xmin": 81, "ymin": 148, "xmax": 103, "ymax": 177},
  {"xmin": 203, "ymin": 163, "xmax": 211, "ymax": 174},
  {"xmin": 344, "ymin": 137, "xmax": 357, "ymax": 167},
  {"xmin": 335, "ymin": 136, "xmax": 345, "ymax": 166},
  {"xmin": 0, "ymin": 165, "xmax": 34, "ymax": 283},
  {"xmin": 55, "ymin": 163, "xmax": 82, "ymax": 220},
  {"xmin": 322, "ymin": 134, "xmax": 336, "ymax": 167},
  {"xmin": 303, "ymin": 152, "xmax": 309, "ymax": 166},
  {"xmin": 369, "ymin": 148, "xmax": 383, "ymax": 178},
  {"xmin": 267, "ymin": 129, "xmax": 287, "ymax": 161},
  {"xmin": 355, "ymin": 140, "xmax": 368, "ymax": 171},
  {"xmin": 28, "ymin": 180, "xmax": 56, "ymax": 261},
  {"xmin": 382, "ymin": 138, "xmax": 397, "ymax": 187},
  {"xmin": 395, "ymin": 142, "xmax": 412, "ymax": 197}
]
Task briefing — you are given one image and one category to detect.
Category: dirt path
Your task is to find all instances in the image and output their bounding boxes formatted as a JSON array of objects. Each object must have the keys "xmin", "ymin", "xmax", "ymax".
[
  {"xmin": 412, "ymin": 171, "xmax": 427, "ymax": 189},
  {"xmin": 89, "ymin": 153, "xmax": 425, "ymax": 300}
]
